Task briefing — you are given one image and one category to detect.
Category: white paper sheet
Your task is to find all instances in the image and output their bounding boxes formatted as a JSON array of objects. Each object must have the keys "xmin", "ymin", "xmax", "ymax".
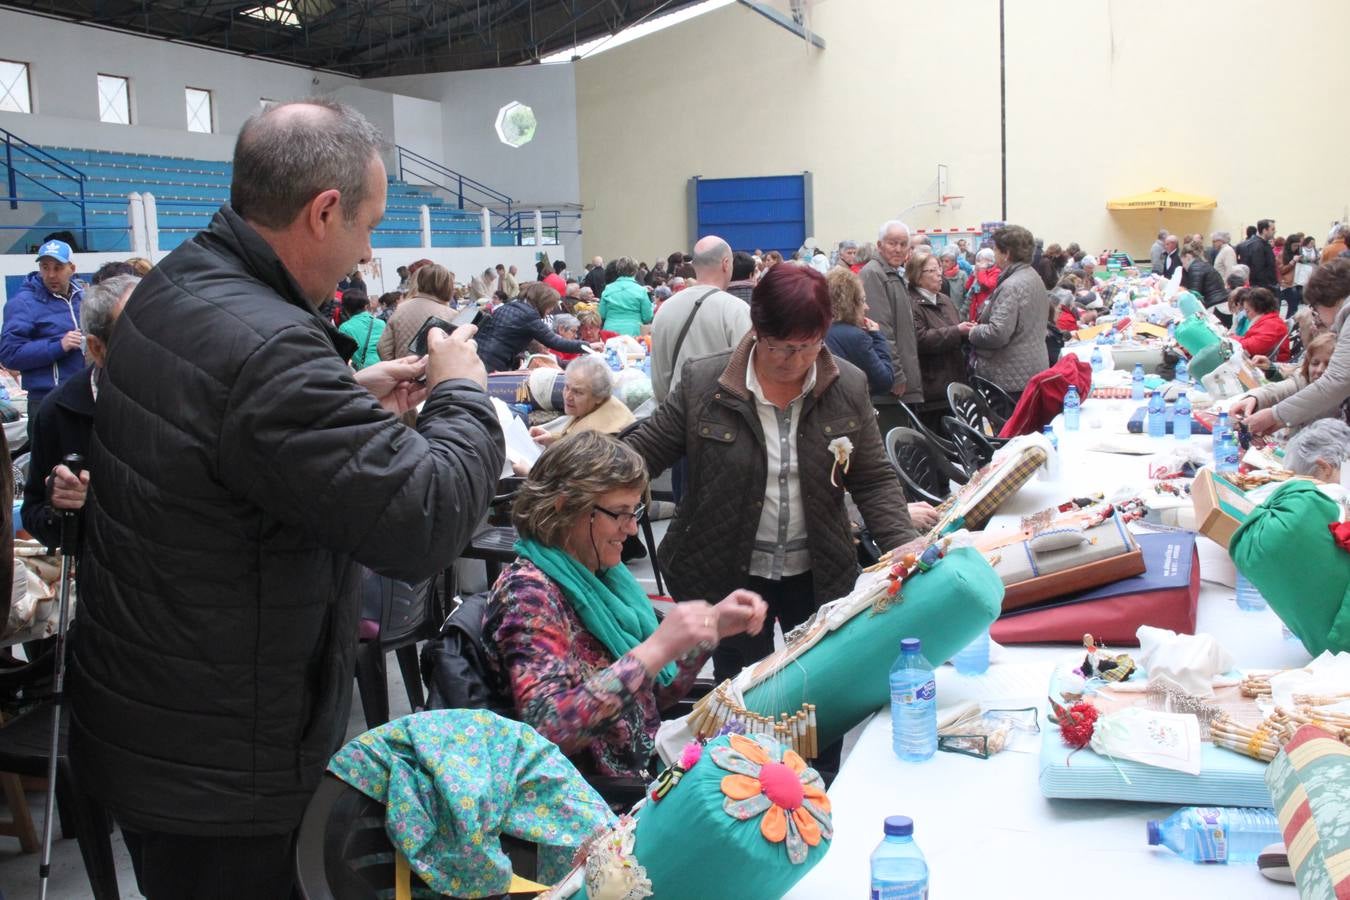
[{"xmin": 493, "ymin": 397, "xmax": 541, "ymax": 476}]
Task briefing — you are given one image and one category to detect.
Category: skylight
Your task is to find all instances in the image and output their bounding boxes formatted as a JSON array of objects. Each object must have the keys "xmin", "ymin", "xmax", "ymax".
[
  {"xmin": 539, "ymin": 0, "xmax": 735, "ymax": 64},
  {"xmin": 241, "ymin": 0, "xmax": 301, "ymax": 28}
]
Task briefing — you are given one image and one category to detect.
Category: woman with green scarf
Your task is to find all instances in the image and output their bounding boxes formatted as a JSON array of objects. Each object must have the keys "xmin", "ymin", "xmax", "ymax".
[{"xmin": 483, "ymin": 431, "xmax": 767, "ymax": 778}]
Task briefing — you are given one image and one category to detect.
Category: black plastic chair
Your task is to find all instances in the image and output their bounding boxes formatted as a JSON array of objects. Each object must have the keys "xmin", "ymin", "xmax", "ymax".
[
  {"xmin": 942, "ymin": 416, "xmax": 996, "ymax": 473},
  {"xmin": 946, "ymin": 382, "xmax": 1009, "ymax": 443},
  {"xmin": 883, "ymin": 427, "xmax": 968, "ymax": 506},
  {"xmin": 354, "ymin": 570, "xmax": 440, "ymax": 729},
  {"xmin": 893, "ymin": 400, "xmax": 959, "ymax": 458},
  {"xmin": 295, "ymin": 775, "xmax": 537, "ymax": 900},
  {"xmin": 971, "ymin": 376, "xmax": 1017, "ymax": 423},
  {"xmin": 0, "ymin": 703, "xmax": 119, "ymax": 899}
]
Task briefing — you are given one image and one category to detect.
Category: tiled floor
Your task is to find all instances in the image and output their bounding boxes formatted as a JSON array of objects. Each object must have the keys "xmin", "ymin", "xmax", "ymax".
[{"xmin": 0, "ymin": 530, "xmax": 672, "ymax": 899}]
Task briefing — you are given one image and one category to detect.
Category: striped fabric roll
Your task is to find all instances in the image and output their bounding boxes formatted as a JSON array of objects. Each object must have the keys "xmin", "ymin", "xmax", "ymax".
[{"xmin": 1266, "ymin": 724, "xmax": 1350, "ymax": 899}]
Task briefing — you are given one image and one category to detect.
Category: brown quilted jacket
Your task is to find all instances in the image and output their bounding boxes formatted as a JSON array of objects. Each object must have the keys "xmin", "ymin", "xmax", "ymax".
[{"xmin": 623, "ymin": 333, "xmax": 916, "ymax": 607}]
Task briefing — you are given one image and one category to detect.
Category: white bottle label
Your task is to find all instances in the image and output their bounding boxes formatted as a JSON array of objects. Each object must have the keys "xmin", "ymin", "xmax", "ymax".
[{"xmin": 871, "ymin": 882, "xmax": 928, "ymax": 900}]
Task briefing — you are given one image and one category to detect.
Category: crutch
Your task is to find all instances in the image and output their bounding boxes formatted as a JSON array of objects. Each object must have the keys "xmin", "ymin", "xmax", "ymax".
[{"xmin": 38, "ymin": 452, "xmax": 82, "ymax": 900}]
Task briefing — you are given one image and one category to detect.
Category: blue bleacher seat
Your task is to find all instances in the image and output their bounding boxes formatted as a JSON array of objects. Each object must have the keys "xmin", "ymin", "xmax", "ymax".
[{"xmin": 5, "ymin": 146, "xmax": 510, "ymax": 254}]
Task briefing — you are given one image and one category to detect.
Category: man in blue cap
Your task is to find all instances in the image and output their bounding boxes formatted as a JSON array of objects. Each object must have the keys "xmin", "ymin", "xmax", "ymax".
[{"xmin": 0, "ymin": 238, "xmax": 85, "ymax": 441}]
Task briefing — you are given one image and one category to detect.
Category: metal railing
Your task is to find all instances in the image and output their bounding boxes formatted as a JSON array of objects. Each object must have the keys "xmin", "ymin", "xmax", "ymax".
[
  {"xmin": 3, "ymin": 128, "xmax": 88, "ymax": 249},
  {"xmin": 395, "ymin": 145, "xmax": 513, "ymax": 222}
]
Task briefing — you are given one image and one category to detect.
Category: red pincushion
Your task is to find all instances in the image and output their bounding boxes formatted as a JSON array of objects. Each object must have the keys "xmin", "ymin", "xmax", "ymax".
[{"xmin": 757, "ymin": 761, "xmax": 804, "ymax": 811}]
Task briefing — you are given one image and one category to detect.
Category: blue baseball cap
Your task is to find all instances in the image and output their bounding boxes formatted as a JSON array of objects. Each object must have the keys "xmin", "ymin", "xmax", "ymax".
[{"xmin": 36, "ymin": 239, "xmax": 72, "ymax": 264}]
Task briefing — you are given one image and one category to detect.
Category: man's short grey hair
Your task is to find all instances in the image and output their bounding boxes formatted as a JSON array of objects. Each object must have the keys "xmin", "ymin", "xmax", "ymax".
[
  {"xmin": 1158, "ymin": 229, "xmax": 1168, "ymax": 240},
  {"xmin": 1211, "ymin": 230, "xmax": 1231, "ymax": 244},
  {"xmin": 1284, "ymin": 419, "xmax": 1350, "ymax": 476},
  {"xmin": 669, "ymin": 277, "xmax": 686, "ymax": 289},
  {"xmin": 692, "ymin": 238, "xmax": 731, "ymax": 269},
  {"xmin": 976, "ymin": 248, "xmax": 996, "ymax": 263},
  {"xmin": 878, "ymin": 220, "xmax": 911, "ymax": 241},
  {"xmin": 1330, "ymin": 224, "xmax": 1347, "ymax": 243},
  {"xmin": 837, "ymin": 240, "xmax": 858, "ymax": 251},
  {"xmin": 230, "ymin": 98, "xmax": 386, "ymax": 230},
  {"xmin": 566, "ymin": 353, "xmax": 613, "ymax": 402},
  {"xmin": 553, "ymin": 313, "xmax": 579, "ymax": 333},
  {"xmin": 938, "ymin": 245, "xmax": 958, "ymax": 260},
  {"xmin": 81, "ymin": 274, "xmax": 139, "ymax": 343}
]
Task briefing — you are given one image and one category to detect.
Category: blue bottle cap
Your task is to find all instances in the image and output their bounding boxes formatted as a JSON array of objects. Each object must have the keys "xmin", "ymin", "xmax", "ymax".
[
  {"xmin": 884, "ymin": 816, "xmax": 914, "ymax": 837},
  {"xmin": 900, "ymin": 637, "xmax": 921, "ymax": 653},
  {"xmin": 1146, "ymin": 820, "xmax": 1161, "ymax": 845}
]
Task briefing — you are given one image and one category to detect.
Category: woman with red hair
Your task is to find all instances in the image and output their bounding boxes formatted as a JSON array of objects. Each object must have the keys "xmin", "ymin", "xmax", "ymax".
[{"xmin": 623, "ymin": 263, "xmax": 918, "ymax": 684}]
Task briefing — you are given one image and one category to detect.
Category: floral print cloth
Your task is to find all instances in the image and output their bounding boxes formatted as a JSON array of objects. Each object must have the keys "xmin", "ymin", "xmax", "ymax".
[
  {"xmin": 328, "ymin": 709, "xmax": 615, "ymax": 898},
  {"xmin": 483, "ymin": 560, "xmax": 708, "ymax": 778}
]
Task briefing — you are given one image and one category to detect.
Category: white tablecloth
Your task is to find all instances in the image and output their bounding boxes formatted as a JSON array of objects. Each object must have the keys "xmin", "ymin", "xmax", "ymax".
[{"xmin": 785, "ymin": 390, "xmax": 1310, "ymax": 899}]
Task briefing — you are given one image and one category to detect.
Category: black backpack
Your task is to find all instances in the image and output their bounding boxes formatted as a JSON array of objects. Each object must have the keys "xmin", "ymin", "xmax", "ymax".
[{"xmin": 419, "ymin": 592, "xmax": 514, "ymax": 716}]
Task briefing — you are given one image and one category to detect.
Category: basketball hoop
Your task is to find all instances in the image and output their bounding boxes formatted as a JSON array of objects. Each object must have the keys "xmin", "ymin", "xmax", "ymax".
[{"xmin": 942, "ymin": 195, "xmax": 965, "ymax": 210}]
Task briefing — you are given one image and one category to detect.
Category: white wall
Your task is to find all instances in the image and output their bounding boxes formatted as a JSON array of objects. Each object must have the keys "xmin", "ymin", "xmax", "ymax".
[
  {"xmin": 391, "ymin": 94, "xmax": 445, "ymax": 168},
  {"xmin": 574, "ymin": 0, "xmax": 1350, "ymax": 261},
  {"xmin": 363, "ymin": 64, "xmax": 581, "ymax": 207},
  {"xmin": 0, "ymin": 8, "xmax": 351, "ymax": 159}
]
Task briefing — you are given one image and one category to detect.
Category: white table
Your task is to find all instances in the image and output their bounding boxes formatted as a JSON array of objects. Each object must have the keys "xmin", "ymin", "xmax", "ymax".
[{"xmin": 786, "ymin": 390, "xmax": 1310, "ymax": 899}]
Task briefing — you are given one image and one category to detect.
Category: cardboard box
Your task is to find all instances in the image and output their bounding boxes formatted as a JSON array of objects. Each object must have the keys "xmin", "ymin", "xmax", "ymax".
[{"xmin": 1190, "ymin": 468, "xmax": 1256, "ymax": 549}]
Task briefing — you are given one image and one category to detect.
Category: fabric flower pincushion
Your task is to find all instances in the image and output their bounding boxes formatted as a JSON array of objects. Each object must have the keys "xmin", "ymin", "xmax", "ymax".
[
  {"xmin": 715, "ymin": 733, "xmax": 833, "ymax": 864},
  {"xmin": 619, "ymin": 732, "xmax": 833, "ymax": 900}
]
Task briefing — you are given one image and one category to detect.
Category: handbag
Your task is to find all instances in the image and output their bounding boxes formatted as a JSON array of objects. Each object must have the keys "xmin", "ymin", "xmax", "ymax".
[{"xmin": 420, "ymin": 592, "xmax": 515, "ymax": 715}]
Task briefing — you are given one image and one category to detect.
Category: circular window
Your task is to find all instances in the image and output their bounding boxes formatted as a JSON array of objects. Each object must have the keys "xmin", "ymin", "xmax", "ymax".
[{"xmin": 495, "ymin": 101, "xmax": 537, "ymax": 148}]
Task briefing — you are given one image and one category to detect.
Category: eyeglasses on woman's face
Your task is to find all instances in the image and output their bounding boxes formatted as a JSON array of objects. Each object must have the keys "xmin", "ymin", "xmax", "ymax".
[
  {"xmin": 758, "ymin": 339, "xmax": 823, "ymax": 358},
  {"xmin": 592, "ymin": 503, "xmax": 645, "ymax": 526}
]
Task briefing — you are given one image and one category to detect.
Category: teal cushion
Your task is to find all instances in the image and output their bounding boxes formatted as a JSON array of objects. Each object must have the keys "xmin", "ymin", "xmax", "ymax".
[
  {"xmin": 1231, "ymin": 480, "xmax": 1350, "ymax": 656},
  {"xmin": 741, "ymin": 546, "xmax": 1004, "ymax": 747}
]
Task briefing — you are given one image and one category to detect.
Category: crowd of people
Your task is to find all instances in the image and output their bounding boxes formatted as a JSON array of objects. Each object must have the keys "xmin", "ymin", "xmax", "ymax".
[{"xmin": 2, "ymin": 98, "xmax": 1349, "ymax": 898}]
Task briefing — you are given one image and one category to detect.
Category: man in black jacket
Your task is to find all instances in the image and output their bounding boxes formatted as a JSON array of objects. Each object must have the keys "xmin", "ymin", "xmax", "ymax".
[
  {"xmin": 69, "ymin": 100, "xmax": 505, "ymax": 899},
  {"xmin": 1237, "ymin": 219, "xmax": 1278, "ymax": 289}
]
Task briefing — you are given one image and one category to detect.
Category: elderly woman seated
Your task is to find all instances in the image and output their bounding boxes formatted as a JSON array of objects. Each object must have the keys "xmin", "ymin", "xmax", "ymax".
[
  {"xmin": 483, "ymin": 431, "xmax": 767, "ymax": 778},
  {"xmin": 1284, "ymin": 419, "xmax": 1350, "ymax": 485},
  {"xmin": 529, "ymin": 354, "xmax": 635, "ymax": 447}
]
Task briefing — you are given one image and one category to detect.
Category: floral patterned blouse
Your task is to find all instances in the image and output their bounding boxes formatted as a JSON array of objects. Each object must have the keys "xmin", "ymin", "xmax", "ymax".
[{"xmin": 483, "ymin": 559, "xmax": 707, "ymax": 779}]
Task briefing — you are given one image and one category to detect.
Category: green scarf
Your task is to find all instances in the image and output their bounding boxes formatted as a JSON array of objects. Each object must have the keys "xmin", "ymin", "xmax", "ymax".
[{"xmin": 514, "ymin": 537, "xmax": 676, "ymax": 686}]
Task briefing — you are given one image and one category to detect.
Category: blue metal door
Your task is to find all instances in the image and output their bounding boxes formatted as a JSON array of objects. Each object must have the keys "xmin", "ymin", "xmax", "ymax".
[{"xmin": 689, "ymin": 173, "xmax": 812, "ymax": 256}]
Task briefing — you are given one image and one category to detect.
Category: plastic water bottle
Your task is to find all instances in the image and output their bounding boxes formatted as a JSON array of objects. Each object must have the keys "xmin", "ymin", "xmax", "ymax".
[
  {"xmin": 1235, "ymin": 573, "xmax": 1269, "ymax": 612},
  {"xmin": 1042, "ymin": 424, "xmax": 1058, "ymax": 451},
  {"xmin": 1175, "ymin": 356, "xmax": 1189, "ymax": 384},
  {"xmin": 641, "ymin": 354, "xmax": 651, "ymax": 378},
  {"xmin": 1131, "ymin": 363, "xmax": 1146, "ymax": 401},
  {"xmin": 889, "ymin": 638, "xmax": 936, "ymax": 762},
  {"xmin": 1173, "ymin": 392, "xmax": 1192, "ymax": 441},
  {"xmin": 1212, "ymin": 411, "xmax": 1231, "ymax": 466},
  {"xmin": 1063, "ymin": 385, "xmax": 1081, "ymax": 432},
  {"xmin": 604, "ymin": 347, "xmax": 622, "ymax": 372},
  {"xmin": 1147, "ymin": 391, "xmax": 1166, "ymax": 438},
  {"xmin": 1147, "ymin": 807, "xmax": 1280, "ymax": 863},
  {"xmin": 1216, "ymin": 432, "xmax": 1240, "ymax": 475},
  {"xmin": 950, "ymin": 628, "xmax": 991, "ymax": 675},
  {"xmin": 870, "ymin": 816, "xmax": 929, "ymax": 898},
  {"xmin": 1090, "ymin": 346, "xmax": 1104, "ymax": 374}
]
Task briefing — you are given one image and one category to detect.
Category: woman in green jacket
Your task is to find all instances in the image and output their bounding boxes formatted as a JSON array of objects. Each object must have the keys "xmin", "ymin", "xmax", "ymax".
[
  {"xmin": 337, "ymin": 288, "xmax": 385, "ymax": 370},
  {"xmin": 598, "ymin": 257, "xmax": 654, "ymax": 337}
]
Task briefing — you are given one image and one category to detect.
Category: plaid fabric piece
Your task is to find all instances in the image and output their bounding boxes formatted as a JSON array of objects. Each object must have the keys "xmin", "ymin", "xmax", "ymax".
[
  {"xmin": 965, "ymin": 447, "xmax": 1048, "ymax": 531},
  {"xmin": 1266, "ymin": 724, "xmax": 1350, "ymax": 900}
]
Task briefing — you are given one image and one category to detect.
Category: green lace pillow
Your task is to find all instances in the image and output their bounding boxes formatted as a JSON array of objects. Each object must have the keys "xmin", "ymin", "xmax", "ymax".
[{"xmin": 1230, "ymin": 480, "xmax": 1350, "ymax": 656}]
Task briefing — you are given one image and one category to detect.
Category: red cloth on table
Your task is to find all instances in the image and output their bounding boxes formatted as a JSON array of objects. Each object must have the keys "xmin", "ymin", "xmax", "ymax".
[
  {"xmin": 1237, "ymin": 312, "xmax": 1291, "ymax": 362},
  {"xmin": 997, "ymin": 353, "xmax": 1094, "ymax": 437},
  {"xmin": 1055, "ymin": 308, "xmax": 1078, "ymax": 332}
]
